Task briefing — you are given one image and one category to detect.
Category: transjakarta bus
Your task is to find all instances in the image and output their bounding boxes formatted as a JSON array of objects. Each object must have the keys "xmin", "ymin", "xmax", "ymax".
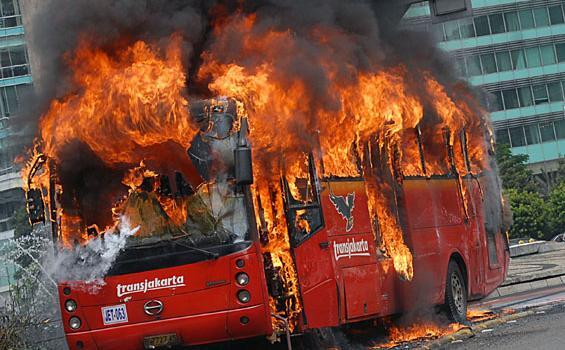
[{"xmin": 26, "ymin": 98, "xmax": 509, "ymax": 350}]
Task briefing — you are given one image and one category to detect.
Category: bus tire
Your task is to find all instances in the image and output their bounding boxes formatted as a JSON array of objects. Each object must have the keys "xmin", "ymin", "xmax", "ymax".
[
  {"xmin": 297, "ymin": 327, "xmax": 348, "ymax": 349},
  {"xmin": 445, "ymin": 260, "xmax": 467, "ymax": 323}
]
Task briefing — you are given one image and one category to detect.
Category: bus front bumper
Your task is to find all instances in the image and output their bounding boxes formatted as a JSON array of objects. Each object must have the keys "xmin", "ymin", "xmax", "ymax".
[{"xmin": 65, "ymin": 304, "xmax": 271, "ymax": 350}]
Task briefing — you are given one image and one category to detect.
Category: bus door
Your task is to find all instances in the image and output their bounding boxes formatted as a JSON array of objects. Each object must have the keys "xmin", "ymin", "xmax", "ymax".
[
  {"xmin": 464, "ymin": 177, "xmax": 487, "ymax": 296},
  {"xmin": 323, "ymin": 179, "xmax": 381, "ymax": 321},
  {"xmin": 284, "ymin": 156, "xmax": 339, "ymax": 329},
  {"xmin": 478, "ymin": 175, "xmax": 505, "ymax": 289}
]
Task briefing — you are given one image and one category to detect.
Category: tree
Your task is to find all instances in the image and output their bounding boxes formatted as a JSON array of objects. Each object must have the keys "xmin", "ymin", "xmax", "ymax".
[
  {"xmin": 548, "ymin": 181, "xmax": 565, "ymax": 236},
  {"xmin": 506, "ymin": 189, "xmax": 549, "ymax": 239},
  {"xmin": 537, "ymin": 158, "xmax": 565, "ymax": 195},
  {"xmin": 495, "ymin": 143, "xmax": 538, "ymax": 192}
]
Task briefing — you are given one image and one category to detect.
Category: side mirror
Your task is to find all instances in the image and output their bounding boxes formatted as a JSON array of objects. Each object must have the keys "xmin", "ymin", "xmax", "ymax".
[
  {"xmin": 234, "ymin": 146, "xmax": 253, "ymax": 185},
  {"xmin": 234, "ymin": 117, "xmax": 253, "ymax": 185},
  {"xmin": 26, "ymin": 188, "xmax": 45, "ymax": 224}
]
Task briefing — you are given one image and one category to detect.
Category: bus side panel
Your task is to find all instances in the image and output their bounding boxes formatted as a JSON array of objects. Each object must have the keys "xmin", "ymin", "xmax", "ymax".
[
  {"xmin": 342, "ymin": 264, "xmax": 381, "ymax": 319},
  {"xmin": 401, "ymin": 178, "xmax": 470, "ymax": 308}
]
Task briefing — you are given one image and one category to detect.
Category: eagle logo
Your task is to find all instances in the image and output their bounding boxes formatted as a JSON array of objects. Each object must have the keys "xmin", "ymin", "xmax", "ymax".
[{"xmin": 329, "ymin": 191, "xmax": 355, "ymax": 232}]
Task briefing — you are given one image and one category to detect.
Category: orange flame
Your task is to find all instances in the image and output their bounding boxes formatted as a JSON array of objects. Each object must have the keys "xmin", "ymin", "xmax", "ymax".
[
  {"xmin": 39, "ymin": 34, "xmax": 197, "ymax": 167},
  {"xmin": 377, "ymin": 322, "xmax": 464, "ymax": 348}
]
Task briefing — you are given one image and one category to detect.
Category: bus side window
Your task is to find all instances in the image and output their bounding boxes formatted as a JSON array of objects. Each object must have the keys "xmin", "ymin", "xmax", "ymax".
[{"xmin": 284, "ymin": 154, "xmax": 324, "ymax": 247}]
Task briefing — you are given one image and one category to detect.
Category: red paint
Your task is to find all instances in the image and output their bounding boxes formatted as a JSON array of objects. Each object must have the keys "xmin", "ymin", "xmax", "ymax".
[{"xmin": 56, "ymin": 175, "xmax": 508, "ymax": 349}]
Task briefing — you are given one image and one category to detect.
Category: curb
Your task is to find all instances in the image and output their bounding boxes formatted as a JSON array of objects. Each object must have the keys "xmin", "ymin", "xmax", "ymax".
[
  {"xmin": 486, "ymin": 275, "xmax": 565, "ymax": 300},
  {"xmin": 421, "ymin": 310, "xmax": 535, "ymax": 349}
]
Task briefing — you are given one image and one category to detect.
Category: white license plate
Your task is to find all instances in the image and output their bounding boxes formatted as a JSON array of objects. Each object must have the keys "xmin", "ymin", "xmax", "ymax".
[{"xmin": 101, "ymin": 304, "xmax": 128, "ymax": 325}]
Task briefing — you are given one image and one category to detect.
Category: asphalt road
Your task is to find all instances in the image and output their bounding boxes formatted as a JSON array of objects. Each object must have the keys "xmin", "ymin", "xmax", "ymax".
[{"xmin": 447, "ymin": 303, "xmax": 565, "ymax": 350}]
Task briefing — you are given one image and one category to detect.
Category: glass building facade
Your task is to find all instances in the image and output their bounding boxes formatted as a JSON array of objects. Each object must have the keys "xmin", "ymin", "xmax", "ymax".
[
  {"xmin": 0, "ymin": 0, "xmax": 32, "ymax": 294},
  {"xmin": 403, "ymin": 0, "xmax": 565, "ymax": 173}
]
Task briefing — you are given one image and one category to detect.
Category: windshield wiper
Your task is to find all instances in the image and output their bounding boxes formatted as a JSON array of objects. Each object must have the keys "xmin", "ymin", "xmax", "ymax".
[{"xmin": 171, "ymin": 240, "xmax": 219, "ymax": 259}]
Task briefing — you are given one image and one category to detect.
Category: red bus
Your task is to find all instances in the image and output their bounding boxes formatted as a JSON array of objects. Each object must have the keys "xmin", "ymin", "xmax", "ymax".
[{"xmin": 25, "ymin": 98, "xmax": 509, "ymax": 350}]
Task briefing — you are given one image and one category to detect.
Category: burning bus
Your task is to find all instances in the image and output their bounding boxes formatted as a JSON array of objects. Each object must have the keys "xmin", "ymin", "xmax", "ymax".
[
  {"xmin": 24, "ymin": 95, "xmax": 509, "ymax": 349},
  {"xmin": 18, "ymin": 5, "xmax": 512, "ymax": 345}
]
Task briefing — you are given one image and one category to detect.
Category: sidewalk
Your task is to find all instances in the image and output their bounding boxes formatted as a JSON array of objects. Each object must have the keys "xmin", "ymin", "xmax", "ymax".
[{"xmin": 486, "ymin": 243, "xmax": 565, "ymax": 299}]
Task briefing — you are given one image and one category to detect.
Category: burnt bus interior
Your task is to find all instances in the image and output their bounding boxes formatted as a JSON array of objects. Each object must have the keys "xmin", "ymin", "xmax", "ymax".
[{"xmin": 26, "ymin": 98, "xmax": 259, "ymax": 275}]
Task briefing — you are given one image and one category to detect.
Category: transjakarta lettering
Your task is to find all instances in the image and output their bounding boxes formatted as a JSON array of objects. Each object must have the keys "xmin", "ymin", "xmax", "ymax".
[
  {"xmin": 116, "ymin": 275, "xmax": 185, "ymax": 298},
  {"xmin": 333, "ymin": 238, "xmax": 370, "ymax": 260}
]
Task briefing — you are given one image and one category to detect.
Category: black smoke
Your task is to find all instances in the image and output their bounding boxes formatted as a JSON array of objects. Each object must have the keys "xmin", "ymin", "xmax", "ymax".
[{"xmin": 24, "ymin": 0, "xmax": 469, "ymax": 127}]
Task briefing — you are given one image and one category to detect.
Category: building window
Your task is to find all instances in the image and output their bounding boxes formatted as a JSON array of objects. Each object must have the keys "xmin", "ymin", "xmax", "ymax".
[
  {"xmin": 505, "ymin": 11, "xmax": 520, "ymax": 31},
  {"xmin": 444, "ymin": 20, "xmax": 461, "ymax": 41},
  {"xmin": 517, "ymin": 86, "xmax": 533, "ymax": 107},
  {"xmin": 558, "ymin": 43, "xmax": 565, "ymax": 62},
  {"xmin": 549, "ymin": 5, "xmax": 564, "ymax": 25},
  {"xmin": 0, "ymin": 85, "xmax": 25, "ymax": 117},
  {"xmin": 524, "ymin": 124, "xmax": 541, "ymax": 145},
  {"xmin": 491, "ymin": 91, "xmax": 504, "ymax": 111},
  {"xmin": 0, "ymin": 0, "xmax": 22, "ymax": 28},
  {"xmin": 554, "ymin": 119, "xmax": 565, "ymax": 139},
  {"xmin": 459, "ymin": 17, "xmax": 475, "ymax": 38},
  {"xmin": 525, "ymin": 47, "xmax": 542, "ymax": 67},
  {"xmin": 0, "ymin": 201, "xmax": 17, "ymax": 221},
  {"xmin": 438, "ymin": 5, "xmax": 565, "ymax": 42},
  {"xmin": 533, "ymin": 7, "xmax": 550, "ymax": 27},
  {"xmin": 519, "ymin": 9, "xmax": 535, "ymax": 29},
  {"xmin": 539, "ymin": 122, "xmax": 556, "ymax": 142},
  {"xmin": 540, "ymin": 45, "xmax": 557, "ymax": 65},
  {"xmin": 509, "ymin": 126, "xmax": 526, "ymax": 147},
  {"xmin": 466, "ymin": 55, "xmax": 482, "ymax": 76},
  {"xmin": 0, "ymin": 45, "xmax": 30, "ymax": 79},
  {"xmin": 480, "ymin": 53, "xmax": 497, "ymax": 74},
  {"xmin": 547, "ymin": 82, "xmax": 563, "ymax": 102},
  {"xmin": 496, "ymin": 51, "xmax": 512, "ymax": 71},
  {"xmin": 490, "ymin": 82, "xmax": 565, "ymax": 111},
  {"xmin": 511, "ymin": 49, "xmax": 527, "ymax": 69},
  {"xmin": 502, "ymin": 89, "xmax": 519, "ymax": 109},
  {"xmin": 497, "ymin": 121, "xmax": 564, "ymax": 149},
  {"xmin": 474, "ymin": 15, "xmax": 490, "ymax": 36},
  {"xmin": 495, "ymin": 129, "xmax": 510, "ymax": 145},
  {"xmin": 489, "ymin": 13, "xmax": 506, "ymax": 34},
  {"xmin": 532, "ymin": 84, "xmax": 549, "ymax": 105}
]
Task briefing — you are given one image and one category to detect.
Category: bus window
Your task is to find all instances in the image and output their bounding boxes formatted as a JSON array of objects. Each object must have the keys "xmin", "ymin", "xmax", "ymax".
[{"xmin": 284, "ymin": 154, "xmax": 324, "ymax": 247}]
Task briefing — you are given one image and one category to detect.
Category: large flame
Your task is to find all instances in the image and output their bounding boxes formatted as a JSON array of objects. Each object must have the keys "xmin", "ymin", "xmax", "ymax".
[
  {"xmin": 39, "ymin": 34, "xmax": 197, "ymax": 167},
  {"xmin": 24, "ymin": 10, "xmax": 493, "ymax": 335},
  {"xmin": 199, "ymin": 15, "xmax": 490, "ymax": 283}
]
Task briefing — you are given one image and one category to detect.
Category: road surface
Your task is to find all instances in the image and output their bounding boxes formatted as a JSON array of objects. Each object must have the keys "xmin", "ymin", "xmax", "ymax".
[{"xmin": 448, "ymin": 303, "xmax": 565, "ymax": 350}]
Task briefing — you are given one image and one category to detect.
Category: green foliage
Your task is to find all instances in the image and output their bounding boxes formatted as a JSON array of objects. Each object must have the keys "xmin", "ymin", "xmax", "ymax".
[
  {"xmin": 548, "ymin": 182, "xmax": 565, "ymax": 235},
  {"xmin": 8, "ymin": 207, "xmax": 33, "ymax": 279},
  {"xmin": 495, "ymin": 143, "xmax": 537, "ymax": 192},
  {"xmin": 495, "ymin": 144, "xmax": 565, "ymax": 239},
  {"xmin": 506, "ymin": 189, "xmax": 549, "ymax": 240}
]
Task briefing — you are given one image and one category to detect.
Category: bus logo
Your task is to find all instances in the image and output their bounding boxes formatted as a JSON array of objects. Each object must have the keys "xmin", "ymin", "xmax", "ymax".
[
  {"xmin": 329, "ymin": 192, "xmax": 355, "ymax": 232},
  {"xmin": 116, "ymin": 275, "xmax": 185, "ymax": 298},
  {"xmin": 333, "ymin": 238, "xmax": 370, "ymax": 261}
]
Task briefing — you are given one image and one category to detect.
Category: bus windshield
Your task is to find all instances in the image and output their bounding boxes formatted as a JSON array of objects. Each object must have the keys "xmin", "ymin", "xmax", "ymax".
[
  {"xmin": 115, "ymin": 97, "xmax": 251, "ymax": 251},
  {"xmin": 122, "ymin": 179, "xmax": 250, "ymax": 249}
]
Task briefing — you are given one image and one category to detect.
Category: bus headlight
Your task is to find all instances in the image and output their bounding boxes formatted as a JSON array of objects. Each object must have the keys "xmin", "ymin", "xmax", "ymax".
[
  {"xmin": 65, "ymin": 299, "xmax": 77, "ymax": 312},
  {"xmin": 236, "ymin": 273, "xmax": 249, "ymax": 286},
  {"xmin": 237, "ymin": 290, "xmax": 251, "ymax": 303},
  {"xmin": 69, "ymin": 316, "xmax": 82, "ymax": 330}
]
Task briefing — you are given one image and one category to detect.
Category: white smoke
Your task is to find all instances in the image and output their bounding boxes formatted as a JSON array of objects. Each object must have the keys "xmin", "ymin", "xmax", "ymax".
[{"xmin": 46, "ymin": 216, "xmax": 139, "ymax": 293}]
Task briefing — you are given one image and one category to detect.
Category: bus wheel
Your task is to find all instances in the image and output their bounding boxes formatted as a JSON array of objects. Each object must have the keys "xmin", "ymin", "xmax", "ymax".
[
  {"xmin": 297, "ymin": 327, "xmax": 348, "ymax": 349},
  {"xmin": 445, "ymin": 260, "xmax": 467, "ymax": 323}
]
